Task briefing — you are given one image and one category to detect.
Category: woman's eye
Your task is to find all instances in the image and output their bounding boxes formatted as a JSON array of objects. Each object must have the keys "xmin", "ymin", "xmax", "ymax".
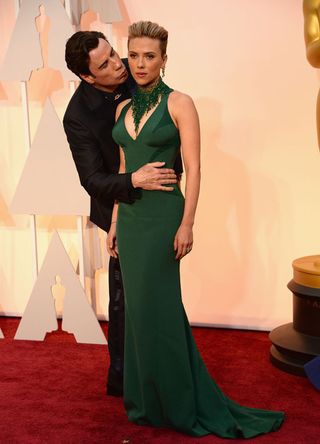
[
  {"xmin": 147, "ymin": 55, "xmax": 154, "ymax": 59},
  {"xmin": 129, "ymin": 54, "xmax": 137, "ymax": 59}
]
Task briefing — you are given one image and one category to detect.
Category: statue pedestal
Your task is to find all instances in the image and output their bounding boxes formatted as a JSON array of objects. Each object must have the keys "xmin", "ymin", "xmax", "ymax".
[{"xmin": 269, "ymin": 255, "xmax": 320, "ymax": 376}]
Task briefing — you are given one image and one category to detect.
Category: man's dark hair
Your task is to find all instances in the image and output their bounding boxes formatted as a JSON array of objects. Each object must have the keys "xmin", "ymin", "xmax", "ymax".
[{"xmin": 65, "ymin": 31, "xmax": 107, "ymax": 78}]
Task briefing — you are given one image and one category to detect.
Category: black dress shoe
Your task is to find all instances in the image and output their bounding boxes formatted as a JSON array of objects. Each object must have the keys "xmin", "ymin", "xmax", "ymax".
[{"xmin": 106, "ymin": 365, "xmax": 123, "ymax": 397}]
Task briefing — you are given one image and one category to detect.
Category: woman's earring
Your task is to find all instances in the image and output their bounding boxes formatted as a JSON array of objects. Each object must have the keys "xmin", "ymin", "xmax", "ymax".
[{"xmin": 161, "ymin": 67, "xmax": 165, "ymax": 78}]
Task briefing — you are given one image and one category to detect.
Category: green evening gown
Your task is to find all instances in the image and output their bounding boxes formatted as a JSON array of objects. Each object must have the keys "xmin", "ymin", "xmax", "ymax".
[{"xmin": 112, "ymin": 90, "xmax": 284, "ymax": 438}]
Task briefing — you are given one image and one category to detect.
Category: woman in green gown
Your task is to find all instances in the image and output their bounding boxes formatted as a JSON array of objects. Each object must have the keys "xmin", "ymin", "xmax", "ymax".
[{"xmin": 108, "ymin": 20, "xmax": 284, "ymax": 438}]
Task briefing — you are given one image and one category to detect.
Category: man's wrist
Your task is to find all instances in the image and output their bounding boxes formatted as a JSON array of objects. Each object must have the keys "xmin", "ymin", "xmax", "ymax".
[
  {"xmin": 125, "ymin": 172, "xmax": 137, "ymax": 191},
  {"xmin": 126, "ymin": 172, "xmax": 141, "ymax": 201},
  {"xmin": 130, "ymin": 171, "xmax": 138, "ymax": 188}
]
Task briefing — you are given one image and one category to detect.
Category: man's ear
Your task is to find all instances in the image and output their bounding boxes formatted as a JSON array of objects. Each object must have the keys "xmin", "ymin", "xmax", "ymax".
[{"xmin": 80, "ymin": 73, "xmax": 95, "ymax": 84}]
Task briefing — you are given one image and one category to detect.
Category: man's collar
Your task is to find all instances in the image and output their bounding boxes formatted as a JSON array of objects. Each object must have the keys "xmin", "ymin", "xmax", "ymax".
[{"xmin": 80, "ymin": 80, "xmax": 128, "ymax": 111}]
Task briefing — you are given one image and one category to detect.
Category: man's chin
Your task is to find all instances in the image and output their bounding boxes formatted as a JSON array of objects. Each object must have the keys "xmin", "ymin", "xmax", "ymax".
[
  {"xmin": 118, "ymin": 71, "xmax": 129, "ymax": 83},
  {"xmin": 94, "ymin": 75, "xmax": 128, "ymax": 92},
  {"xmin": 109, "ymin": 73, "xmax": 128, "ymax": 88},
  {"xmin": 112, "ymin": 77, "xmax": 127, "ymax": 90}
]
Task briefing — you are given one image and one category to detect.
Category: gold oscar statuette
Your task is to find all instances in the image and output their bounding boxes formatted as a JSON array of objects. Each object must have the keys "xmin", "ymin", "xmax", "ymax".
[{"xmin": 304, "ymin": 0, "xmax": 320, "ymax": 148}]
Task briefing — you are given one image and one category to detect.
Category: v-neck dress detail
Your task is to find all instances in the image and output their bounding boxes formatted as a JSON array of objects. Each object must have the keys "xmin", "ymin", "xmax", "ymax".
[{"xmin": 123, "ymin": 96, "xmax": 165, "ymax": 141}]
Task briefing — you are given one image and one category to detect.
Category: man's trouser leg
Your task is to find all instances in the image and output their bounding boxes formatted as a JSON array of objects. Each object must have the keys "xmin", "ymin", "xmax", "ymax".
[{"xmin": 106, "ymin": 256, "xmax": 125, "ymax": 396}]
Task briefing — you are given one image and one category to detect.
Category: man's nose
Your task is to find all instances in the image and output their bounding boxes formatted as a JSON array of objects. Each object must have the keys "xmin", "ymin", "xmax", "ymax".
[{"xmin": 111, "ymin": 56, "xmax": 122, "ymax": 70}]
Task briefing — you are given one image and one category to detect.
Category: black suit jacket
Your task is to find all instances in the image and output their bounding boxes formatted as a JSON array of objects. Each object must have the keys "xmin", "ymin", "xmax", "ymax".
[{"xmin": 63, "ymin": 62, "xmax": 183, "ymax": 232}]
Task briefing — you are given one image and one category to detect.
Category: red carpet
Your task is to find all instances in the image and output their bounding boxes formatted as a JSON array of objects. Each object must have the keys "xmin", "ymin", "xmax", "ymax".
[{"xmin": 0, "ymin": 317, "xmax": 318, "ymax": 443}]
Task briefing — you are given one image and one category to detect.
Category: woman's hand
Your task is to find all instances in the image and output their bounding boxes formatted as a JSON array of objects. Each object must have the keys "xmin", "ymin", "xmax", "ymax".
[
  {"xmin": 174, "ymin": 224, "xmax": 193, "ymax": 260},
  {"xmin": 107, "ymin": 222, "xmax": 118, "ymax": 258}
]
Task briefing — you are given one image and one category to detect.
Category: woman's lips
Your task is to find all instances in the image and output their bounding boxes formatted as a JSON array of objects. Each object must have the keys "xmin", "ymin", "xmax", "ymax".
[{"xmin": 136, "ymin": 72, "xmax": 147, "ymax": 78}]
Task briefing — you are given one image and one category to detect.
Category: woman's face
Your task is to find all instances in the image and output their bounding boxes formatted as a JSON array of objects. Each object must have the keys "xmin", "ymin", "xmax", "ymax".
[{"xmin": 128, "ymin": 37, "xmax": 166, "ymax": 87}]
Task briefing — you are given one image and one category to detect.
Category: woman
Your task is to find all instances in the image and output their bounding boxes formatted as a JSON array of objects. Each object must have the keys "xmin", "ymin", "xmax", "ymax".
[{"xmin": 108, "ymin": 21, "xmax": 284, "ymax": 438}]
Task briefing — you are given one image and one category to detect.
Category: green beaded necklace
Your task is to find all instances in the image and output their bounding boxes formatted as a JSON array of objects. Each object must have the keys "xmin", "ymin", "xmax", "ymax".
[{"xmin": 131, "ymin": 78, "xmax": 171, "ymax": 134}]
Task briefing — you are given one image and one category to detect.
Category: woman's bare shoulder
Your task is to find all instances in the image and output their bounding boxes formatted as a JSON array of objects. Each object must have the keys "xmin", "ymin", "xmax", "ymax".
[
  {"xmin": 169, "ymin": 90, "xmax": 193, "ymax": 102},
  {"xmin": 115, "ymin": 98, "xmax": 131, "ymax": 120},
  {"xmin": 168, "ymin": 90, "xmax": 196, "ymax": 116},
  {"xmin": 168, "ymin": 90, "xmax": 195, "ymax": 108}
]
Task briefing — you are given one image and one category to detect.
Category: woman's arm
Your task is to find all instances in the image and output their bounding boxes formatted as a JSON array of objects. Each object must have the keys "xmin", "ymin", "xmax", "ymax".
[
  {"xmin": 107, "ymin": 147, "xmax": 126, "ymax": 258},
  {"xmin": 106, "ymin": 101, "xmax": 129, "ymax": 258},
  {"xmin": 169, "ymin": 92, "xmax": 201, "ymax": 260}
]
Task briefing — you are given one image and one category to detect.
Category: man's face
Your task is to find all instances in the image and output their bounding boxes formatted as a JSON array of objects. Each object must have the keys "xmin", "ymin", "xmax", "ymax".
[{"xmin": 81, "ymin": 38, "xmax": 128, "ymax": 92}]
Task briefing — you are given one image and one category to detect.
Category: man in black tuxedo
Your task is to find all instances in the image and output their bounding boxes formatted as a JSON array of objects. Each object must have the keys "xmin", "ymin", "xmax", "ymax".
[{"xmin": 63, "ymin": 31, "xmax": 182, "ymax": 396}]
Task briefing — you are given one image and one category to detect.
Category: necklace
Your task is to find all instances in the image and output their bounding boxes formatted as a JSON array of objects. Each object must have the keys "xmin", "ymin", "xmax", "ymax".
[{"xmin": 131, "ymin": 78, "xmax": 171, "ymax": 133}]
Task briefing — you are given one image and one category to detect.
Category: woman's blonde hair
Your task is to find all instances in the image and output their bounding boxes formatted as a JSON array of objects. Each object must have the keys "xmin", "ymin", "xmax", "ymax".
[{"xmin": 128, "ymin": 21, "xmax": 168, "ymax": 56}]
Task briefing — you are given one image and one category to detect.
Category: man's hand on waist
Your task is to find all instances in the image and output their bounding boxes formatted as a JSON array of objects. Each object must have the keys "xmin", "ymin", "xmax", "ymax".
[{"xmin": 131, "ymin": 162, "xmax": 177, "ymax": 192}]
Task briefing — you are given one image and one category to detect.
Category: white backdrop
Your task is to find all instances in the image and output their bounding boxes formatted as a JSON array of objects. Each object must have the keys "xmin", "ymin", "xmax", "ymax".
[{"xmin": 0, "ymin": 0, "xmax": 319, "ymax": 330}]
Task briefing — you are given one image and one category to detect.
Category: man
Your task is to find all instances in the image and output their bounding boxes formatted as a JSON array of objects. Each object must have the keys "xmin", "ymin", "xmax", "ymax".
[{"xmin": 63, "ymin": 31, "xmax": 182, "ymax": 396}]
